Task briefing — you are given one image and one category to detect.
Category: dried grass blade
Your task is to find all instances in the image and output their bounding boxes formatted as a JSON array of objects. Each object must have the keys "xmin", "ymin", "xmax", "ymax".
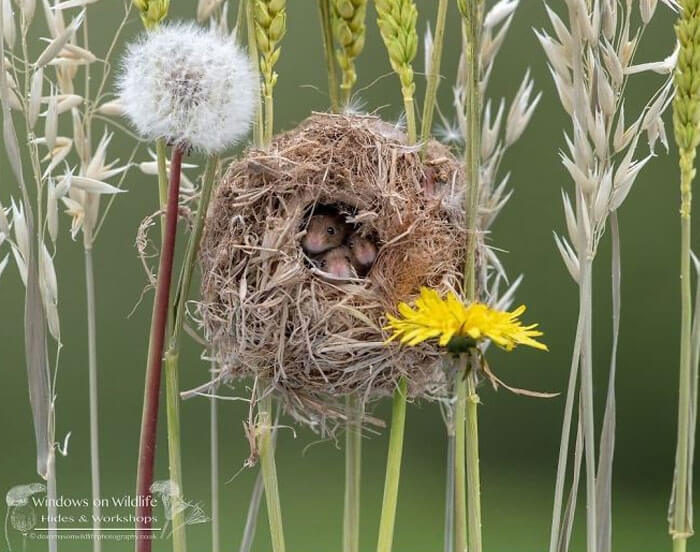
[
  {"xmin": 1, "ymin": 3, "xmax": 51, "ymax": 480},
  {"xmin": 595, "ymin": 212, "xmax": 620, "ymax": 552},
  {"xmin": 549, "ymin": 304, "xmax": 584, "ymax": 552},
  {"xmin": 685, "ymin": 251, "xmax": 700, "ymax": 530},
  {"xmin": 558, "ymin": 413, "xmax": 584, "ymax": 552}
]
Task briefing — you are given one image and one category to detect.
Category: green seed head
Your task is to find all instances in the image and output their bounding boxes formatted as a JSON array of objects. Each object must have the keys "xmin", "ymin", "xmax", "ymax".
[
  {"xmin": 133, "ymin": 0, "xmax": 169, "ymax": 29},
  {"xmin": 254, "ymin": 0, "xmax": 287, "ymax": 96},
  {"xmin": 674, "ymin": 0, "xmax": 700, "ymax": 216},
  {"xmin": 375, "ymin": 0, "xmax": 418, "ymax": 99},
  {"xmin": 331, "ymin": 0, "xmax": 367, "ymax": 94}
]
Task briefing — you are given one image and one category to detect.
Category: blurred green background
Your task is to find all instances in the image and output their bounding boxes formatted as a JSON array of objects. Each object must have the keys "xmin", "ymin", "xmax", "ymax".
[{"xmin": 0, "ymin": 1, "xmax": 696, "ymax": 551}]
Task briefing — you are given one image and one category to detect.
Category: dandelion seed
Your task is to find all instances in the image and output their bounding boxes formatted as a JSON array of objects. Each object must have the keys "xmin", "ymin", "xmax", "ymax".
[{"xmin": 118, "ymin": 22, "xmax": 256, "ymax": 153}]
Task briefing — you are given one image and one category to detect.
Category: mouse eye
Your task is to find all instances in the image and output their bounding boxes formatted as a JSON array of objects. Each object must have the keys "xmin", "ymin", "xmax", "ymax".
[
  {"xmin": 348, "ymin": 241, "xmax": 354, "ymax": 248},
  {"xmin": 321, "ymin": 260, "xmax": 327, "ymax": 268},
  {"xmin": 327, "ymin": 226, "xmax": 336, "ymax": 236}
]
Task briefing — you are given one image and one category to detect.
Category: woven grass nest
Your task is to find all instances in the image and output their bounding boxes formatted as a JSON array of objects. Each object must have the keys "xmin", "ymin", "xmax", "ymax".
[{"xmin": 199, "ymin": 112, "xmax": 466, "ymax": 426}]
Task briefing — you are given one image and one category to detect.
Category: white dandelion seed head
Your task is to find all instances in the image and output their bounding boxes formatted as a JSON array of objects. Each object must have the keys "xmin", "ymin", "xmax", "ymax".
[{"xmin": 118, "ymin": 22, "xmax": 257, "ymax": 154}]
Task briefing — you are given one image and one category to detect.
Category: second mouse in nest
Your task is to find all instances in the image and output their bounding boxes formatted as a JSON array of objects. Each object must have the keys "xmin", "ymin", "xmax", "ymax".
[
  {"xmin": 317, "ymin": 246, "xmax": 357, "ymax": 279},
  {"xmin": 301, "ymin": 214, "xmax": 350, "ymax": 255},
  {"xmin": 347, "ymin": 233, "xmax": 378, "ymax": 276}
]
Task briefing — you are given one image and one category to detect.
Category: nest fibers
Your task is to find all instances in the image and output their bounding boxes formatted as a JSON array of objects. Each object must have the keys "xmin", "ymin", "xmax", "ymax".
[{"xmin": 199, "ymin": 113, "xmax": 467, "ymax": 426}]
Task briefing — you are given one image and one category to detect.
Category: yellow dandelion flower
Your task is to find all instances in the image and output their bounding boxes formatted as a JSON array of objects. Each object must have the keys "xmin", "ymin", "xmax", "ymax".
[{"xmin": 385, "ymin": 287, "xmax": 548, "ymax": 352}]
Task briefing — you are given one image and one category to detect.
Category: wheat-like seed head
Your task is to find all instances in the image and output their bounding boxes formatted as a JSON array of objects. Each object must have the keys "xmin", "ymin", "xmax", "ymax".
[
  {"xmin": 375, "ymin": 0, "xmax": 417, "ymax": 98},
  {"xmin": 133, "ymin": 0, "xmax": 169, "ymax": 30},
  {"xmin": 331, "ymin": 0, "xmax": 367, "ymax": 95},
  {"xmin": 674, "ymin": 0, "xmax": 700, "ymax": 217},
  {"xmin": 254, "ymin": 0, "xmax": 286, "ymax": 98}
]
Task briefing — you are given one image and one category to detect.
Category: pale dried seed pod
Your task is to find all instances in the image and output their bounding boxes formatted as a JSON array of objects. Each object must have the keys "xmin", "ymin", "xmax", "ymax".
[
  {"xmin": 54, "ymin": 94, "xmax": 82, "ymax": 114},
  {"xmin": 35, "ymin": 10, "xmax": 84, "ymax": 68},
  {"xmin": 44, "ymin": 90, "xmax": 57, "ymax": 150},
  {"xmin": 96, "ymin": 99, "xmax": 124, "ymax": 117},
  {"xmin": 47, "ymin": 178, "xmax": 58, "ymax": 243},
  {"xmin": 42, "ymin": 137, "xmax": 72, "ymax": 178},
  {"xmin": 59, "ymin": 43, "xmax": 96, "ymax": 63},
  {"xmin": 28, "ymin": 68, "xmax": 43, "ymax": 128},
  {"xmin": 0, "ymin": 201, "xmax": 10, "ymax": 237},
  {"xmin": 20, "ymin": 0, "xmax": 36, "ymax": 25},
  {"xmin": 505, "ymin": 71, "xmax": 542, "ymax": 146},
  {"xmin": 481, "ymin": 98, "xmax": 504, "ymax": 160},
  {"xmin": 2, "ymin": 0, "xmax": 15, "ymax": 50},
  {"xmin": 7, "ymin": 87, "xmax": 22, "ymax": 110}
]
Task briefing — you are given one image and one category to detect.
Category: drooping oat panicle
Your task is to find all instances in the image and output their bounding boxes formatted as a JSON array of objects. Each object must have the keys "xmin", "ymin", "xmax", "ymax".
[
  {"xmin": 331, "ymin": 0, "xmax": 366, "ymax": 104},
  {"xmin": 539, "ymin": 3, "xmax": 676, "ymax": 552},
  {"xmin": 118, "ymin": 22, "xmax": 256, "ymax": 154},
  {"xmin": 670, "ymin": 1, "xmax": 700, "ymax": 550},
  {"xmin": 375, "ymin": 0, "xmax": 418, "ymax": 142}
]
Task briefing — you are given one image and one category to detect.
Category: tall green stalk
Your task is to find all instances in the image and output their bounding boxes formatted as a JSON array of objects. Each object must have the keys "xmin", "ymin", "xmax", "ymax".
[
  {"xmin": 376, "ymin": 378, "xmax": 408, "ymax": 552},
  {"xmin": 465, "ymin": 371, "xmax": 482, "ymax": 552},
  {"xmin": 344, "ymin": 394, "xmax": 362, "ymax": 552},
  {"xmin": 670, "ymin": 3, "xmax": 700, "ymax": 551},
  {"xmin": 456, "ymin": 1, "xmax": 483, "ymax": 551},
  {"xmin": 245, "ymin": 0, "xmax": 264, "ymax": 147},
  {"xmin": 374, "ymin": 6, "xmax": 418, "ymax": 544},
  {"xmin": 454, "ymin": 362, "xmax": 468, "ymax": 552},
  {"xmin": 318, "ymin": 0, "xmax": 340, "ymax": 111},
  {"xmin": 258, "ymin": 391, "xmax": 286, "ymax": 552},
  {"xmin": 210, "ymin": 381, "xmax": 220, "ymax": 552}
]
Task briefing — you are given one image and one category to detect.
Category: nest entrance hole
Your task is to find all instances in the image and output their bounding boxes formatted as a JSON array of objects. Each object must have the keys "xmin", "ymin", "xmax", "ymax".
[{"xmin": 300, "ymin": 202, "xmax": 379, "ymax": 282}]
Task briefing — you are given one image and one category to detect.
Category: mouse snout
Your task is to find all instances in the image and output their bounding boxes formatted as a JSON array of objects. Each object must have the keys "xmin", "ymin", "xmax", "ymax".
[
  {"xmin": 326, "ymin": 258, "xmax": 354, "ymax": 279},
  {"xmin": 302, "ymin": 233, "xmax": 328, "ymax": 255},
  {"xmin": 354, "ymin": 242, "xmax": 377, "ymax": 266}
]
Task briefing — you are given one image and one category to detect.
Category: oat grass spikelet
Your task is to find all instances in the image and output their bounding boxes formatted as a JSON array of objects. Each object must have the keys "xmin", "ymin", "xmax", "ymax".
[
  {"xmin": 118, "ymin": 22, "xmax": 256, "ymax": 153},
  {"xmin": 385, "ymin": 287, "xmax": 547, "ymax": 351}
]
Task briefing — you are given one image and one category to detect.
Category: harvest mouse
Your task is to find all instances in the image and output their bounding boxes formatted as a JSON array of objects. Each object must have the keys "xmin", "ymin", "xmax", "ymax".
[
  {"xmin": 347, "ymin": 233, "xmax": 377, "ymax": 275},
  {"xmin": 317, "ymin": 246, "xmax": 356, "ymax": 279},
  {"xmin": 301, "ymin": 214, "xmax": 350, "ymax": 255}
]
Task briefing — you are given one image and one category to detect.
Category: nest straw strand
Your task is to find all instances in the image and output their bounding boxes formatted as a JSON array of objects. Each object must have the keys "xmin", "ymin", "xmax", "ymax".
[{"xmin": 198, "ymin": 113, "xmax": 466, "ymax": 427}]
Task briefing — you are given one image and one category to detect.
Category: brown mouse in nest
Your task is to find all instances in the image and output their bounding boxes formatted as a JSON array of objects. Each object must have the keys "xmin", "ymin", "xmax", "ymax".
[
  {"xmin": 301, "ymin": 214, "xmax": 350, "ymax": 255},
  {"xmin": 317, "ymin": 245, "xmax": 357, "ymax": 279},
  {"xmin": 347, "ymin": 233, "xmax": 378, "ymax": 276}
]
